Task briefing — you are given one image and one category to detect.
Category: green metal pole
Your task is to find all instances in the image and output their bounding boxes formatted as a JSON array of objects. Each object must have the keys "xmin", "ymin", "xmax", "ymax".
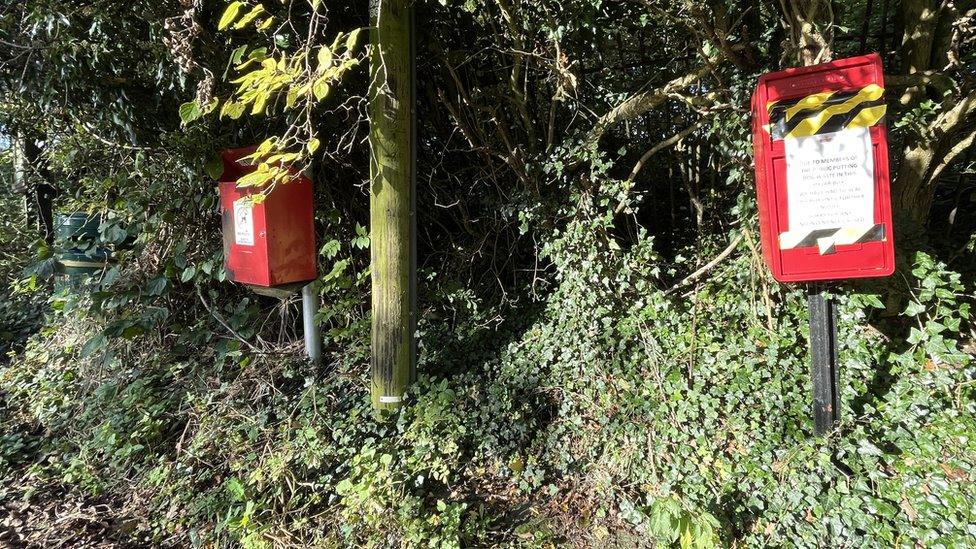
[{"xmin": 369, "ymin": 0, "xmax": 416, "ymax": 413}]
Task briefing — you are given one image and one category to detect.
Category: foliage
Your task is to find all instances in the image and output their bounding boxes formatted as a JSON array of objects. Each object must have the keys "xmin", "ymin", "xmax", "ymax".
[{"xmin": 2, "ymin": 0, "xmax": 976, "ymax": 547}]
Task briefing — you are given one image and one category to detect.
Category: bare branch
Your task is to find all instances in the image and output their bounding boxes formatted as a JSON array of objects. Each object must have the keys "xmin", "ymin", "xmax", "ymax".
[
  {"xmin": 929, "ymin": 124, "xmax": 976, "ymax": 184},
  {"xmin": 884, "ymin": 71, "xmax": 955, "ymax": 93},
  {"xmin": 626, "ymin": 120, "xmax": 705, "ymax": 184},
  {"xmin": 613, "ymin": 119, "xmax": 707, "ymax": 217},
  {"xmin": 666, "ymin": 232, "xmax": 744, "ymax": 294},
  {"xmin": 582, "ymin": 64, "xmax": 713, "ymax": 152}
]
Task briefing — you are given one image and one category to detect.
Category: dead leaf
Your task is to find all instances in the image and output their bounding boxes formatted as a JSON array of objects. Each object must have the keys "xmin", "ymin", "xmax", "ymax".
[{"xmin": 900, "ymin": 497, "xmax": 919, "ymax": 522}]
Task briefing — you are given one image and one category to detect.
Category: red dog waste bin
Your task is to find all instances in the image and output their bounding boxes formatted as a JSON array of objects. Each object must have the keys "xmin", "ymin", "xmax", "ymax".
[
  {"xmin": 751, "ymin": 53, "xmax": 895, "ymax": 282},
  {"xmin": 218, "ymin": 147, "xmax": 317, "ymax": 289}
]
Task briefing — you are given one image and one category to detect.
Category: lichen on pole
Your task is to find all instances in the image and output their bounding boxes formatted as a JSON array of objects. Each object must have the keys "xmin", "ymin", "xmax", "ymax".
[{"xmin": 369, "ymin": 0, "xmax": 416, "ymax": 413}]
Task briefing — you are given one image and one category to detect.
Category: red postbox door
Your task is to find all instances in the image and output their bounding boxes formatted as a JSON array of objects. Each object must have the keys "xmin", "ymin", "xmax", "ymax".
[
  {"xmin": 219, "ymin": 147, "xmax": 317, "ymax": 287},
  {"xmin": 752, "ymin": 53, "xmax": 895, "ymax": 282}
]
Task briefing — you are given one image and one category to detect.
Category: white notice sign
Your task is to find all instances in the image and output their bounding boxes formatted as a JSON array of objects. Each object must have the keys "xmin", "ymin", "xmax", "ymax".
[
  {"xmin": 785, "ymin": 127, "xmax": 874, "ymax": 231},
  {"xmin": 233, "ymin": 200, "xmax": 255, "ymax": 246}
]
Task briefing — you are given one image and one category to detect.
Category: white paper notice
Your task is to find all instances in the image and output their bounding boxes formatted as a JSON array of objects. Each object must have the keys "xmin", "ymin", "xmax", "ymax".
[
  {"xmin": 785, "ymin": 127, "xmax": 874, "ymax": 231},
  {"xmin": 233, "ymin": 200, "xmax": 255, "ymax": 246}
]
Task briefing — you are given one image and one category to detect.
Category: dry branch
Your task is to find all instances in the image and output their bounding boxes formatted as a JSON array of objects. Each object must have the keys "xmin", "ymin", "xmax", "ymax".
[{"xmin": 583, "ymin": 64, "xmax": 714, "ymax": 152}]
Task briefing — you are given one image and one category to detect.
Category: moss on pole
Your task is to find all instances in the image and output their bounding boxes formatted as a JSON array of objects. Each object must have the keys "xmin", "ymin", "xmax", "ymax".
[{"xmin": 369, "ymin": 0, "xmax": 415, "ymax": 413}]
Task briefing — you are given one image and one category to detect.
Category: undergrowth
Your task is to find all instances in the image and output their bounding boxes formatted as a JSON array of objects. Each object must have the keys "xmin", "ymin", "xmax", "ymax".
[{"xmin": 2, "ymin": 214, "xmax": 973, "ymax": 547}]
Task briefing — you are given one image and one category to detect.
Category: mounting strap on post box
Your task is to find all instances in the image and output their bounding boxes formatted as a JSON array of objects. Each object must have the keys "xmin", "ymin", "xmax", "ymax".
[{"xmin": 808, "ymin": 283, "xmax": 840, "ymax": 436}]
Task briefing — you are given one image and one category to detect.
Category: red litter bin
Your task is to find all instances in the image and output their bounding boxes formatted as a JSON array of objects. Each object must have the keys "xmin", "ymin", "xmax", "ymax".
[{"xmin": 218, "ymin": 147, "xmax": 317, "ymax": 291}]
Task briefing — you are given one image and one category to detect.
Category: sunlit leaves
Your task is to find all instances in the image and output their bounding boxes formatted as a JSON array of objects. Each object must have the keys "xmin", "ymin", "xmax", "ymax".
[
  {"xmin": 218, "ymin": 1, "xmax": 244, "ymax": 31},
  {"xmin": 312, "ymin": 79, "xmax": 331, "ymax": 101},
  {"xmin": 345, "ymin": 27, "xmax": 363, "ymax": 53},
  {"xmin": 178, "ymin": 101, "xmax": 202, "ymax": 125},
  {"xmin": 220, "ymin": 101, "xmax": 246, "ymax": 120},
  {"xmin": 194, "ymin": 2, "xmax": 367, "ymax": 191},
  {"xmin": 233, "ymin": 4, "xmax": 265, "ymax": 30},
  {"xmin": 179, "ymin": 99, "xmax": 216, "ymax": 126},
  {"xmin": 306, "ymin": 138, "xmax": 320, "ymax": 154},
  {"xmin": 317, "ymin": 45, "xmax": 334, "ymax": 72}
]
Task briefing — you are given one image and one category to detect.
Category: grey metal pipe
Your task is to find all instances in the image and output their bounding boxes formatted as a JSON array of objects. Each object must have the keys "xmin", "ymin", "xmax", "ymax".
[{"xmin": 301, "ymin": 282, "xmax": 322, "ymax": 364}]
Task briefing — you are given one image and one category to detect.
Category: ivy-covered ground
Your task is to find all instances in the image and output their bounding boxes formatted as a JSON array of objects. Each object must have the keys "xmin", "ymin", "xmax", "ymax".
[{"xmin": 2, "ymin": 205, "xmax": 974, "ymax": 546}]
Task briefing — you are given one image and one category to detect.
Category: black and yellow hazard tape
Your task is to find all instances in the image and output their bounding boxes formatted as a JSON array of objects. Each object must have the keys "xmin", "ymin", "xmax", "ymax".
[
  {"xmin": 766, "ymin": 84, "xmax": 886, "ymax": 140},
  {"xmin": 779, "ymin": 223, "xmax": 885, "ymax": 255}
]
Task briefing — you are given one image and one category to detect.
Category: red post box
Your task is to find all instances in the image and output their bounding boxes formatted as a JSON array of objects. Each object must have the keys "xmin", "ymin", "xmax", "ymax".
[
  {"xmin": 218, "ymin": 147, "xmax": 317, "ymax": 289},
  {"xmin": 751, "ymin": 53, "xmax": 895, "ymax": 282}
]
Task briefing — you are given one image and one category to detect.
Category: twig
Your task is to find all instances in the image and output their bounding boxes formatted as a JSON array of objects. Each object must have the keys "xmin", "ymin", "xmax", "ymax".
[
  {"xmin": 196, "ymin": 286, "xmax": 262, "ymax": 353},
  {"xmin": 666, "ymin": 232, "xmax": 743, "ymax": 294},
  {"xmin": 614, "ymin": 119, "xmax": 706, "ymax": 216}
]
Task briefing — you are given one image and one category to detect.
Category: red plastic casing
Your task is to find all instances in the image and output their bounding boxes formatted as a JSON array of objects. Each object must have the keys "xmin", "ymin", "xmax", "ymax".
[
  {"xmin": 751, "ymin": 53, "xmax": 895, "ymax": 282},
  {"xmin": 218, "ymin": 147, "xmax": 317, "ymax": 287}
]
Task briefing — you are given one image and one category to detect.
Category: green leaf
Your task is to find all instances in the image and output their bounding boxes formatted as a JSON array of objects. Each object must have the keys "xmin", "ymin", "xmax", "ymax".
[
  {"xmin": 307, "ymin": 137, "xmax": 321, "ymax": 154},
  {"xmin": 146, "ymin": 277, "xmax": 168, "ymax": 296},
  {"xmin": 178, "ymin": 101, "xmax": 202, "ymax": 125},
  {"xmin": 226, "ymin": 478, "xmax": 245, "ymax": 501},
  {"xmin": 903, "ymin": 300, "xmax": 927, "ymax": 317},
  {"xmin": 229, "ymin": 45, "xmax": 248, "ymax": 64},
  {"xmin": 320, "ymin": 239, "xmax": 341, "ymax": 259},
  {"xmin": 345, "ymin": 28, "xmax": 363, "ymax": 53},
  {"xmin": 218, "ymin": 1, "xmax": 244, "ymax": 31},
  {"xmin": 678, "ymin": 515, "xmax": 693, "ymax": 549},
  {"xmin": 204, "ymin": 154, "xmax": 225, "ymax": 180},
  {"xmin": 81, "ymin": 333, "xmax": 108, "ymax": 357},
  {"xmin": 312, "ymin": 78, "xmax": 331, "ymax": 101},
  {"xmin": 861, "ymin": 294, "xmax": 884, "ymax": 309}
]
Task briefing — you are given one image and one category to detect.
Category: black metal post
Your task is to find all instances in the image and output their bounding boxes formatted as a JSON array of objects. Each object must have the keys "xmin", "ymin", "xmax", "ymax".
[{"xmin": 808, "ymin": 283, "xmax": 840, "ymax": 435}]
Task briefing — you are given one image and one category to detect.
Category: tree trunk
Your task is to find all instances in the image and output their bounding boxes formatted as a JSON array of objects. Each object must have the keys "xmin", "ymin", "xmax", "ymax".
[
  {"xmin": 369, "ymin": 0, "xmax": 416, "ymax": 413},
  {"xmin": 21, "ymin": 136, "xmax": 56, "ymax": 244},
  {"xmin": 892, "ymin": 92, "xmax": 976, "ymax": 238},
  {"xmin": 890, "ymin": 1, "xmax": 976, "ymax": 237},
  {"xmin": 898, "ymin": 0, "xmax": 940, "ymax": 106},
  {"xmin": 779, "ymin": 0, "xmax": 834, "ymax": 65}
]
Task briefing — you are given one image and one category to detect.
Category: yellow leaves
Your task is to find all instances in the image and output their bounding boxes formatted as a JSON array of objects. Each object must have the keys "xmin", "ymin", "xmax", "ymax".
[
  {"xmin": 285, "ymin": 87, "xmax": 299, "ymax": 109},
  {"xmin": 218, "ymin": 1, "xmax": 244, "ymax": 31},
  {"xmin": 220, "ymin": 101, "xmax": 246, "ymax": 120},
  {"xmin": 218, "ymin": 2, "xmax": 273, "ymax": 32},
  {"xmin": 233, "ymin": 4, "xmax": 265, "ymax": 29},
  {"xmin": 264, "ymin": 152, "xmax": 300, "ymax": 165},
  {"xmin": 254, "ymin": 138, "xmax": 278, "ymax": 156},
  {"xmin": 234, "ymin": 48, "xmax": 267, "ymax": 71},
  {"xmin": 251, "ymin": 91, "xmax": 270, "ymax": 115},
  {"xmin": 256, "ymin": 17, "xmax": 275, "ymax": 31},
  {"xmin": 236, "ymin": 164, "xmax": 276, "ymax": 188},
  {"xmin": 221, "ymin": 26, "xmax": 366, "ymax": 120},
  {"xmin": 235, "ymin": 160, "xmax": 293, "ymax": 189}
]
